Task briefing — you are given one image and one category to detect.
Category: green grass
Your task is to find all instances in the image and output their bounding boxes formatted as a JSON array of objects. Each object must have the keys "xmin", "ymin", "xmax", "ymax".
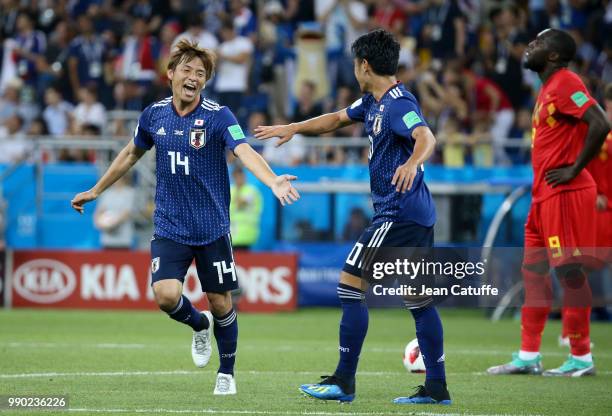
[{"xmin": 0, "ymin": 308, "xmax": 611, "ymax": 416}]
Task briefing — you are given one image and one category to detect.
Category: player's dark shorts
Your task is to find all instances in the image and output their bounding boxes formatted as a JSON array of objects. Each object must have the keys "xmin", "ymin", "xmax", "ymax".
[
  {"xmin": 150, "ymin": 233, "xmax": 238, "ymax": 293},
  {"xmin": 342, "ymin": 221, "xmax": 434, "ymax": 278}
]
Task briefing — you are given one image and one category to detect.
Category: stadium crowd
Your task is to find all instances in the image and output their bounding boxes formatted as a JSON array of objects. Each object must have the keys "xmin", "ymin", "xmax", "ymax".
[{"xmin": 0, "ymin": 0, "xmax": 611, "ymax": 166}]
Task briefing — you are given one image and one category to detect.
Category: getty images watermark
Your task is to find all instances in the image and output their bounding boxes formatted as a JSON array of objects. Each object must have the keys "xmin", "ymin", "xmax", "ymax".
[{"xmin": 369, "ymin": 258, "xmax": 498, "ymax": 297}]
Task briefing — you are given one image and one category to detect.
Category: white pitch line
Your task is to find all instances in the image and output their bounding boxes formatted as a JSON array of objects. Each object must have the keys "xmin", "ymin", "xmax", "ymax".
[
  {"xmin": 0, "ymin": 342, "xmax": 145, "ymax": 349},
  {"xmin": 1, "ymin": 342, "xmax": 609, "ymax": 358},
  {"xmin": 0, "ymin": 370, "xmax": 407, "ymax": 379},
  {"xmin": 67, "ymin": 407, "xmax": 539, "ymax": 416},
  {"xmin": 1, "ymin": 369, "xmax": 610, "ymax": 380}
]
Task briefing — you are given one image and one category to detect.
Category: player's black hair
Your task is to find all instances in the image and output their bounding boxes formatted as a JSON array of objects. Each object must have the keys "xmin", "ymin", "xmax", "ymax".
[
  {"xmin": 351, "ymin": 29, "xmax": 400, "ymax": 76},
  {"xmin": 541, "ymin": 29, "xmax": 576, "ymax": 66}
]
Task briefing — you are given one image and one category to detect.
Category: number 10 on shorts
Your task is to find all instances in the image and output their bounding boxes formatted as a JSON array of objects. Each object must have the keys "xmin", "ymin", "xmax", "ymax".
[{"xmin": 213, "ymin": 260, "xmax": 237, "ymax": 284}]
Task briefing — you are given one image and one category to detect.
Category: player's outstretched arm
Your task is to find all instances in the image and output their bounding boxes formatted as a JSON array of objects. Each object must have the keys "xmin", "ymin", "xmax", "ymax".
[
  {"xmin": 545, "ymin": 105, "xmax": 611, "ymax": 187},
  {"xmin": 254, "ymin": 109, "xmax": 354, "ymax": 147},
  {"xmin": 234, "ymin": 143, "xmax": 300, "ymax": 206},
  {"xmin": 392, "ymin": 126, "xmax": 437, "ymax": 193},
  {"xmin": 71, "ymin": 140, "xmax": 146, "ymax": 213}
]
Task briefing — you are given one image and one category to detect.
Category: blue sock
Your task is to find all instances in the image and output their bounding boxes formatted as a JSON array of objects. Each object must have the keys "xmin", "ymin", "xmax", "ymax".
[
  {"xmin": 168, "ymin": 295, "xmax": 209, "ymax": 331},
  {"xmin": 213, "ymin": 308, "xmax": 238, "ymax": 375},
  {"xmin": 410, "ymin": 306, "xmax": 446, "ymax": 382},
  {"xmin": 334, "ymin": 283, "xmax": 369, "ymax": 382}
]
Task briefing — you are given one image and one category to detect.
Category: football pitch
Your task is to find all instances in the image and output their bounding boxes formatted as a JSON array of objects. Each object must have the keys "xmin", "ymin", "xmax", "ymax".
[{"xmin": 0, "ymin": 308, "xmax": 610, "ymax": 416}]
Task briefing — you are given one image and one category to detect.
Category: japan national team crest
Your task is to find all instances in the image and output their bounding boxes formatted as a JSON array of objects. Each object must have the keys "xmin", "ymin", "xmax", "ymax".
[
  {"xmin": 373, "ymin": 115, "xmax": 383, "ymax": 135},
  {"xmin": 189, "ymin": 128, "xmax": 206, "ymax": 149}
]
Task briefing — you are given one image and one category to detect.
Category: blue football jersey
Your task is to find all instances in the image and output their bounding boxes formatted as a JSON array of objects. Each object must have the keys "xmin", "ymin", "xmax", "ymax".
[
  {"xmin": 346, "ymin": 83, "xmax": 436, "ymax": 227},
  {"xmin": 133, "ymin": 96, "xmax": 247, "ymax": 245}
]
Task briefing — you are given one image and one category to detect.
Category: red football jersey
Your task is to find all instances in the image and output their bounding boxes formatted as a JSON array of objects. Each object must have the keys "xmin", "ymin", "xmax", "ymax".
[
  {"xmin": 586, "ymin": 131, "xmax": 612, "ymax": 209},
  {"xmin": 531, "ymin": 68, "xmax": 597, "ymax": 203}
]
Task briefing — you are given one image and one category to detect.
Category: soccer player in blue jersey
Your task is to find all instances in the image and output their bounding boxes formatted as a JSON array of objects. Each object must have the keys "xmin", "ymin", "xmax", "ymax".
[
  {"xmin": 255, "ymin": 30, "xmax": 450, "ymax": 405},
  {"xmin": 71, "ymin": 40, "xmax": 300, "ymax": 395}
]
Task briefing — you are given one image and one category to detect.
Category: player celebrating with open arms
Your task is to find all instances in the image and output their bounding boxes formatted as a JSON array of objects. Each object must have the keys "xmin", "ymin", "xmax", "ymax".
[
  {"xmin": 487, "ymin": 29, "xmax": 610, "ymax": 377},
  {"xmin": 256, "ymin": 29, "xmax": 450, "ymax": 405},
  {"xmin": 71, "ymin": 40, "xmax": 300, "ymax": 395}
]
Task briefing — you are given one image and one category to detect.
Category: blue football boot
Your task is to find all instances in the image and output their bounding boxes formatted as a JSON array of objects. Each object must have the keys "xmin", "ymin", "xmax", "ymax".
[
  {"xmin": 394, "ymin": 382, "xmax": 452, "ymax": 405},
  {"xmin": 300, "ymin": 375, "xmax": 355, "ymax": 402}
]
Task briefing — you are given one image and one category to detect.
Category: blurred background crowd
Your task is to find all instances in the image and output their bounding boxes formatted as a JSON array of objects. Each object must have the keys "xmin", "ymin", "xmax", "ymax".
[{"xmin": 1, "ymin": 0, "xmax": 611, "ymax": 167}]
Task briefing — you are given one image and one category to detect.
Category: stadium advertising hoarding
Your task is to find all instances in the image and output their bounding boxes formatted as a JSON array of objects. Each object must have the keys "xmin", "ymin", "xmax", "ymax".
[{"xmin": 8, "ymin": 250, "xmax": 298, "ymax": 312}]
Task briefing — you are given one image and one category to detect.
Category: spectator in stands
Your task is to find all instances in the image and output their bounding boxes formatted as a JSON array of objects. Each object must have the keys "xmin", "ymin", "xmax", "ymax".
[
  {"xmin": 116, "ymin": 16, "xmax": 160, "ymax": 86},
  {"xmin": 27, "ymin": 116, "xmax": 48, "ymax": 137},
  {"xmin": 230, "ymin": 166, "xmax": 263, "ymax": 250},
  {"xmin": 43, "ymin": 86, "xmax": 74, "ymax": 136},
  {"xmin": 12, "ymin": 12, "xmax": 46, "ymax": 90},
  {"xmin": 37, "ymin": 20, "xmax": 73, "ymax": 101},
  {"xmin": 0, "ymin": 0, "xmax": 19, "ymax": 41},
  {"xmin": 258, "ymin": 1, "xmax": 295, "ymax": 119},
  {"xmin": 448, "ymin": 67, "xmax": 514, "ymax": 165},
  {"xmin": 316, "ymin": 0, "xmax": 368, "ymax": 90},
  {"xmin": 246, "ymin": 110, "xmax": 268, "ymax": 153},
  {"xmin": 94, "ymin": 175, "xmax": 136, "ymax": 250},
  {"xmin": 215, "ymin": 18, "xmax": 254, "ymax": 121},
  {"xmin": 229, "ymin": 0, "xmax": 257, "ymax": 40},
  {"xmin": 173, "ymin": 13, "xmax": 218, "ymax": 51},
  {"xmin": 67, "ymin": 14, "xmax": 111, "ymax": 104},
  {"xmin": 371, "ymin": 1, "xmax": 407, "ymax": 37},
  {"xmin": 0, "ymin": 78, "xmax": 21, "ymax": 124},
  {"xmin": 421, "ymin": 0, "xmax": 466, "ymax": 59},
  {"xmin": 440, "ymin": 115, "xmax": 465, "ymax": 167},
  {"xmin": 262, "ymin": 115, "xmax": 306, "ymax": 166},
  {"xmin": 157, "ymin": 21, "xmax": 181, "ymax": 85},
  {"xmin": 485, "ymin": 6, "xmax": 530, "ymax": 110},
  {"xmin": 73, "ymin": 86, "xmax": 106, "ymax": 133},
  {"xmin": 286, "ymin": 0, "xmax": 316, "ymax": 25},
  {"xmin": 507, "ymin": 108, "xmax": 532, "ymax": 165},
  {"xmin": 0, "ymin": 114, "xmax": 30, "ymax": 164},
  {"xmin": 470, "ymin": 118, "xmax": 493, "ymax": 167},
  {"xmin": 293, "ymin": 80, "xmax": 324, "ymax": 123},
  {"xmin": 342, "ymin": 207, "xmax": 369, "ymax": 241}
]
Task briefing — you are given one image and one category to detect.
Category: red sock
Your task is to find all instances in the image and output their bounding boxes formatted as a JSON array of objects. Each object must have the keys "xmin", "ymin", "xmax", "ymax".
[
  {"xmin": 563, "ymin": 307, "xmax": 591, "ymax": 356},
  {"xmin": 561, "ymin": 307, "xmax": 569, "ymax": 338},
  {"xmin": 559, "ymin": 269, "xmax": 592, "ymax": 356},
  {"xmin": 521, "ymin": 268, "xmax": 552, "ymax": 352}
]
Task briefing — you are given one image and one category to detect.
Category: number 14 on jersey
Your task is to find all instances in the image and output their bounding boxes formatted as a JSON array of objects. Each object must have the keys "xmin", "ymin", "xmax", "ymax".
[{"xmin": 168, "ymin": 151, "xmax": 189, "ymax": 175}]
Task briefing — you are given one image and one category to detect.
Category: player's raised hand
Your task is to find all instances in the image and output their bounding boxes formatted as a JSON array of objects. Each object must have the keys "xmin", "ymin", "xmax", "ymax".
[
  {"xmin": 545, "ymin": 165, "xmax": 577, "ymax": 188},
  {"xmin": 71, "ymin": 190, "xmax": 98, "ymax": 214},
  {"xmin": 392, "ymin": 160, "xmax": 418, "ymax": 193},
  {"xmin": 254, "ymin": 124, "xmax": 296, "ymax": 147},
  {"xmin": 271, "ymin": 174, "xmax": 300, "ymax": 206}
]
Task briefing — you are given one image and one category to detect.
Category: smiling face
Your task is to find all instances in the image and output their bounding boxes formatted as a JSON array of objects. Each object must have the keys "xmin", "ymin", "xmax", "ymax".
[{"xmin": 167, "ymin": 57, "xmax": 207, "ymax": 105}]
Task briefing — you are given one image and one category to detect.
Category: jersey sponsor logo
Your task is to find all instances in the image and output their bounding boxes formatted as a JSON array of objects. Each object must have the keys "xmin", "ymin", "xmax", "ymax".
[
  {"xmin": 373, "ymin": 114, "xmax": 383, "ymax": 135},
  {"xmin": 13, "ymin": 259, "xmax": 77, "ymax": 303},
  {"xmin": 151, "ymin": 257, "xmax": 160, "ymax": 273},
  {"xmin": 402, "ymin": 111, "xmax": 422, "ymax": 129},
  {"xmin": 189, "ymin": 128, "xmax": 206, "ymax": 149},
  {"xmin": 350, "ymin": 98, "xmax": 362, "ymax": 109},
  {"xmin": 570, "ymin": 91, "xmax": 589, "ymax": 107},
  {"xmin": 195, "ymin": 119, "xmax": 204, "ymax": 126},
  {"xmin": 228, "ymin": 124, "xmax": 246, "ymax": 140},
  {"xmin": 156, "ymin": 127, "xmax": 166, "ymax": 136},
  {"xmin": 174, "ymin": 130, "xmax": 183, "ymax": 136}
]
